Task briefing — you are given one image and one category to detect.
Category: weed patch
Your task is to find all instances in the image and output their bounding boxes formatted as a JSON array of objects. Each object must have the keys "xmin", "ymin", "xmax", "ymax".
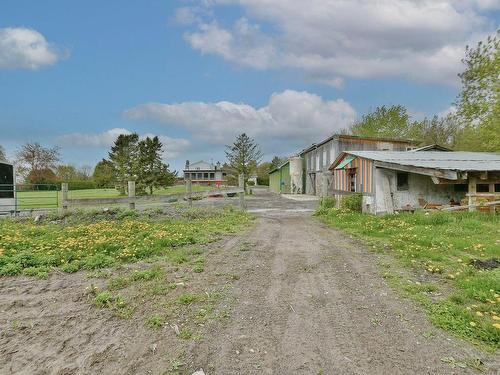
[{"xmin": 316, "ymin": 208, "xmax": 500, "ymax": 351}]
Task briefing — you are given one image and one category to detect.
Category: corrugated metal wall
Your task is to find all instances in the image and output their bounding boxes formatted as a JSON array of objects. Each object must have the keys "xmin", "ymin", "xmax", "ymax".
[
  {"xmin": 269, "ymin": 162, "xmax": 291, "ymax": 194},
  {"xmin": 333, "ymin": 157, "xmax": 373, "ymax": 193}
]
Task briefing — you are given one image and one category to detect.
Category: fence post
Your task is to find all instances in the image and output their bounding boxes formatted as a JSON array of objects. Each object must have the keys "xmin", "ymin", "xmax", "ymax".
[
  {"xmin": 128, "ymin": 181, "xmax": 136, "ymax": 210},
  {"xmin": 62, "ymin": 183, "xmax": 68, "ymax": 213},
  {"xmin": 186, "ymin": 179, "xmax": 192, "ymax": 207},
  {"xmin": 468, "ymin": 177, "xmax": 476, "ymax": 212},
  {"xmin": 238, "ymin": 174, "xmax": 245, "ymax": 209}
]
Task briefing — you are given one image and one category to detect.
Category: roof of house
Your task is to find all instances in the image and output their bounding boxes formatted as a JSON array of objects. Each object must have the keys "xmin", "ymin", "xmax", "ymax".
[
  {"xmin": 268, "ymin": 160, "xmax": 290, "ymax": 174},
  {"xmin": 331, "ymin": 151, "xmax": 500, "ymax": 172},
  {"xmin": 299, "ymin": 134, "xmax": 413, "ymax": 155}
]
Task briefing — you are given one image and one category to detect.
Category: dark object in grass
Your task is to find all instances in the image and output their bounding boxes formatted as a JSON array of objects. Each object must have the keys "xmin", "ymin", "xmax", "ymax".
[
  {"xmin": 469, "ymin": 258, "xmax": 499, "ymax": 270},
  {"xmin": 226, "ymin": 193, "xmax": 237, "ymax": 197},
  {"xmin": 208, "ymin": 194, "xmax": 223, "ymax": 198}
]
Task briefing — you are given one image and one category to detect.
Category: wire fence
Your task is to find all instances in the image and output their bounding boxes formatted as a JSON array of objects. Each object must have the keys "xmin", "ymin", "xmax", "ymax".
[{"xmin": 0, "ymin": 184, "xmax": 60, "ymax": 215}]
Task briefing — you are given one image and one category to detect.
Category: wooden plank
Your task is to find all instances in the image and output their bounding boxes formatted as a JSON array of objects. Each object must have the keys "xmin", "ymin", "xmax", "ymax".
[
  {"xmin": 441, "ymin": 200, "xmax": 500, "ymax": 211},
  {"xmin": 374, "ymin": 161, "xmax": 458, "ymax": 180}
]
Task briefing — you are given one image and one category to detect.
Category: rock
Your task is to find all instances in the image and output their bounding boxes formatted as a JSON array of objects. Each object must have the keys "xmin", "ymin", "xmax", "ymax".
[
  {"xmin": 192, "ymin": 369, "xmax": 205, "ymax": 375},
  {"xmin": 34, "ymin": 215, "xmax": 42, "ymax": 223}
]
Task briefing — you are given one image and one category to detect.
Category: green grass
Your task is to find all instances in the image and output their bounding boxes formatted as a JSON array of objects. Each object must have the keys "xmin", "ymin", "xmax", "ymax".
[
  {"xmin": 316, "ymin": 206, "xmax": 500, "ymax": 351},
  {"xmin": 0, "ymin": 206, "xmax": 251, "ymax": 277},
  {"xmin": 14, "ymin": 185, "xmax": 213, "ymax": 209}
]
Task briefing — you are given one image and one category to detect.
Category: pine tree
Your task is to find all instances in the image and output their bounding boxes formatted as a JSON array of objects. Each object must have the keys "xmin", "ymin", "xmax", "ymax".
[
  {"xmin": 136, "ymin": 136, "xmax": 176, "ymax": 195},
  {"xmin": 225, "ymin": 133, "xmax": 263, "ymax": 181},
  {"xmin": 108, "ymin": 134, "xmax": 139, "ymax": 195}
]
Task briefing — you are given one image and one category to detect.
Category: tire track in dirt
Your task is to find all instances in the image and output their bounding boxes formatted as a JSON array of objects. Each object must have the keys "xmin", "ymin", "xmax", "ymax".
[{"xmin": 190, "ymin": 214, "xmax": 497, "ymax": 374}]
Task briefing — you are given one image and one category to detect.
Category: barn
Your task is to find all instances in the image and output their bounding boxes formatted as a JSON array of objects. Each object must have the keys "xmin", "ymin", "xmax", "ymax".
[{"xmin": 330, "ymin": 151, "xmax": 500, "ymax": 214}]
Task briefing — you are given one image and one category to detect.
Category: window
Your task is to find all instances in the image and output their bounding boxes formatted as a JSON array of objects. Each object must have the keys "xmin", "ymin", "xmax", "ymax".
[
  {"xmin": 316, "ymin": 152, "xmax": 320, "ymax": 171},
  {"xmin": 396, "ymin": 172, "xmax": 409, "ymax": 191},
  {"xmin": 203, "ymin": 172, "xmax": 209, "ymax": 179},
  {"xmin": 323, "ymin": 147, "xmax": 328, "ymax": 168},
  {"xmin": 348, "ymin": 170, "xmax": 357, "ymax": 192},
  {"xmin": 495, "ymin": 184, "xmax": 500, "ymax": 192},
  {"xmin": 454, "ymin": 184, "xmax": 467, "ymax": 192},
  {"xmin": 477, "ymin": 184, "xmax": 489, "ymax": 193},
  {"xmin": 209, "ymin": 172, "xmax": 214, "ymax": 179}
]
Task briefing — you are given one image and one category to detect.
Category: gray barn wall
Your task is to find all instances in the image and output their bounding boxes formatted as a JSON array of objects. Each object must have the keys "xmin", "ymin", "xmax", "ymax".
[
  {"xmin": 303, "ymin": 138, "xmax": 410, "ymax": 197},
  {"xmin": 373, "ymin": 168, "xmax": 466, "ymax": 214}
]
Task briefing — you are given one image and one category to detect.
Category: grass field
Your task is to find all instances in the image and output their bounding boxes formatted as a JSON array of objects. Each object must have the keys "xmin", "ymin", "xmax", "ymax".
[
  {"xmin": 316, "ymin": 205, "xmax": 500, "ymax": 351},
  {"xmin": 0, "ymin": 206, "xmax": 250, "ymax": 277},
  {"xmin": 14, "ymin": 185, "xmax": 212, "ymax": 209}
]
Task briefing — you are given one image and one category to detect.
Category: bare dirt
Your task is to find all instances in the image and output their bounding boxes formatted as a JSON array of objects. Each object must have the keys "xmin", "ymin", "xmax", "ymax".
[{"xmin": 1, "ymin": 189, "xmax": 498, "ymax": 374}]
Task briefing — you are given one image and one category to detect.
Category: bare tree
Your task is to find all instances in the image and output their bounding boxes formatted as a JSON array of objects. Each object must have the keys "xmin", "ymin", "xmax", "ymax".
[{"xmin": 16, "ymin": 143, "xmax": 60, "ymax": 184}]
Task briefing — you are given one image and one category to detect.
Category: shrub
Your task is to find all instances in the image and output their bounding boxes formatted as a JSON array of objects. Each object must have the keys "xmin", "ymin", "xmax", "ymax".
[
  {"xmin": 247, "ymin": 180, "xmax": 255, "ymax": 186},
  {"xmin": 320, "ymin": 196, "xmax": 336, "ymax": 209},
  {"xmin": 342, "ymin": 193, "xmax": 363, "ymax": 212},
  {"xmin": 66, "ymin": 180, "xmax": 97, "ymax": 190}
]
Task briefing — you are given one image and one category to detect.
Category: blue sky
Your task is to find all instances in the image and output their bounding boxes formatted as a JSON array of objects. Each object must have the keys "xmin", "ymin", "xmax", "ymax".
[{"xmin": 1, "ymin": 0, "xmax": 498, "ymax": 171}]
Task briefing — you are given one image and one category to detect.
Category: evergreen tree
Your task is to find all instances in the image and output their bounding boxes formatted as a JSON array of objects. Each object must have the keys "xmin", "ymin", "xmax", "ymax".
[
  {"xmin": 225, "ymin": 133, "xmax": 263, "ymax": 181},
  {"xmin": 93, "ymin": 159, "xmax": 115, "ymax": 188},
  {"xmin": 108, "ymin": 133, "xmax": 139, "ymax": 194},
  {"xmin": 136, "ymin": 136, "xmax": 176, "ymax": 195}
]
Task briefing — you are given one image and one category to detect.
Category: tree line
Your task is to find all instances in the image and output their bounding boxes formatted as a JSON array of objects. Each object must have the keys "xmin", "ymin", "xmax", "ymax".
[{"xmin": 7, "ymin": 134, "xmax": 176, "ymax": 195}]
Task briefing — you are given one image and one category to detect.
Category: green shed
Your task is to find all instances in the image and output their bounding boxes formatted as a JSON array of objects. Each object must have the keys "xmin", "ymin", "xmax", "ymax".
[{"xmin": 269, "ymin": 161, "xmax": 291, "ymax": 194}]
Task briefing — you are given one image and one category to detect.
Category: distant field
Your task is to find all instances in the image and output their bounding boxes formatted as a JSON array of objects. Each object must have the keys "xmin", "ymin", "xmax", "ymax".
[{"xmin": 14, "ymin": 185, "xmax": 212, "ymax": 209}]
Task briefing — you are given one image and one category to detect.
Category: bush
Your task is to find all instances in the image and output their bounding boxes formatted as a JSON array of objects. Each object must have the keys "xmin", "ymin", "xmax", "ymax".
[
  {"xmin": 247, "ymin": 180, "xmax": 255, "ymax": 186},
  {"xmin": 320, "ymin": 196, "xmax": 336, "ymax": 209},
  {"xmin": 342, "ymin": 193, "xmax": 363, "ymax": 212}
]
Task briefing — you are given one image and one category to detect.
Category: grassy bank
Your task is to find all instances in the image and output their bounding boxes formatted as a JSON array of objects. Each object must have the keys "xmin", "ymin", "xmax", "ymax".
[
  {"xmin": 316, "ymin": 206, "xmax": 499, "ymax": 351},
  {"xmin": 0, "ymin": 206, "xmax": 251, "ymax": 278}
]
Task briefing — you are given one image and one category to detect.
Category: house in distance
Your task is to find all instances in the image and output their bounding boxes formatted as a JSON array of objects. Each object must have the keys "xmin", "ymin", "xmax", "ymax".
[{"xmin": 183, "ymin": 160, "xmax": 227, "ymax": 187}]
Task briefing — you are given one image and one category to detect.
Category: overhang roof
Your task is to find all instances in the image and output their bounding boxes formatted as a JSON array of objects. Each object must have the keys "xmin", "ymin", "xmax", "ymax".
[{"xmin": 331, "ymin": 151, "xmax": 500, "ymax": 172}]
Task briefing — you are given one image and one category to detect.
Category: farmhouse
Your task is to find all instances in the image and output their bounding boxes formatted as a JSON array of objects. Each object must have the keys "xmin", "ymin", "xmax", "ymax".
[
  {"xmin": 330, "ymin": 151, "xmax": 500, "ymax": 214},
  {"xmin": 269, "ymin": 134, "xmax": 413, "ymax": 196},
  {"xmin": 0, "ymin": 160, "xmax": 15, "ymax": 213},
  {"xmin": 183, "ymin": 160, "xmax": 227, "ymax": 187}
]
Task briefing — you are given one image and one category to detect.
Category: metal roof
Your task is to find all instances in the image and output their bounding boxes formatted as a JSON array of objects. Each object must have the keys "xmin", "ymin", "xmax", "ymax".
[{"xmin": 342, "ymin": 151, "xmax": 500, "ymax": 171}]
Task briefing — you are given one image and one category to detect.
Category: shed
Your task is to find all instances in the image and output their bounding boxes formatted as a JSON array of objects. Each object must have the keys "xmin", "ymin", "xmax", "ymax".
[
  {"xmin": 330, "ymin": 151, "xmax": 500, "ymax": 214},
  {"xmin": 269, "ymin": 161, "xmax": 291, "ymax": 194}
]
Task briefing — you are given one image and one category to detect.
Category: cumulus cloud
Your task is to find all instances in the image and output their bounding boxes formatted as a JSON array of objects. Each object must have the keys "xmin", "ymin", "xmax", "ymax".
[
  {"xmin": 124, "ymin": 90, "xmax": 357, "ymax": 148},
  {"xmin": 0, "ymin": 27, "xmax": 63, "ymax": 70},
  {"xmin": 57, "ymin": 128, "xmax": 191, "ymax": 159},
  {"xmin": 181, "ymin": 0, "xmax": 497, "ymax": 86}
]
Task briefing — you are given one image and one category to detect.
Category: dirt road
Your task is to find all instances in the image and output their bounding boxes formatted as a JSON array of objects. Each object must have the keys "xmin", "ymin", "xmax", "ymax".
[
  {"xmin": 1, "ymin": 189, "xmax": 497, "ymax": 374},
  {"xmin": 191, "ymin": 195, "xmax": 494, "ymax": 374}
]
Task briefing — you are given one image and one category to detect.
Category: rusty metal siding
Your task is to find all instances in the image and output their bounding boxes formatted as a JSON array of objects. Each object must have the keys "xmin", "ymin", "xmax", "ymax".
[{"xmin": 333, "ymin": 157, "xmax": 373, "ymax": 193}]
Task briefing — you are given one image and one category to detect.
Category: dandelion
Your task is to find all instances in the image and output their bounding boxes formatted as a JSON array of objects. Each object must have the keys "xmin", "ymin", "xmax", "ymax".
[
  {"xmin": 493, "ymin": 323, "xmax": 500, "ymax": 330},
  {"xmin": 469, "ymin": 321, "xmax": 477, "ymax": 327}
]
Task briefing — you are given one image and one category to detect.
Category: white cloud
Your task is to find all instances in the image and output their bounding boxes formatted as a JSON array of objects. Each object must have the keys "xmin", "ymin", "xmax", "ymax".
[
  {"xmin": 0, "ymin": 27, "xmax": 62, "ymax": 70},
  {"xmin": 181, "ymin": 0, "xmax": 497, "ymax": 86},
  {"xmin": 57, "ymin": 128, "xmax": 191, "ymax": 159},
  {"xmin": 124, "ymin": 90, "xmax": 357, "ymax": 148}
]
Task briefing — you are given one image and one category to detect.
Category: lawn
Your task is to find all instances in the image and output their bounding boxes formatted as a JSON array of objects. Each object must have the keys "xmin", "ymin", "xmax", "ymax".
[
  {"xmin": 316, "ymin": 205, "xmax": 500, "ymax": 351},
  {"xmin": 14, "ymin": 185, "xmax": 212, "ymax": 209},
  {"xmin": 0, "ymin": 206, "xmax": 251, "ymax": 277}
]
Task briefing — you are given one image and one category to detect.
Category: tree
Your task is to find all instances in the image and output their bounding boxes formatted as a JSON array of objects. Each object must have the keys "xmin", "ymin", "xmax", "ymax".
[
  {"xmin": 225, "ymin": 133, "xmax": 263, "ymax": 181},
  {"xmin": 108, "ymin": 133, "xmax": 139, "ymax": 194},
  {"xmin": 56, "ymin": 165, "xmax": 79, "ymax": 181},
  {"xmin": 136, "ymin": 136, "xmax": 176, "ymax": 195},
  {"xmin": 0, "ymin": 145, "xmax": 6, "ymax": 161},
  {"xmin": 454, "ymin": 31, "xmax": 500, "ymax": 151},
  {"xmin": 93, "ymin": 159, "xmax": 115, "ymax": 188},
  {"xmin": 270, "ymin": 156, "xmax": 287, "ymax": 170},
  {"xmin": 350, "ymin": 105, "xmax": 415, "ymax": 139},
  {"xmin": 407, "ymin": 115, "xmax": 459, "ymax": 147},
  {"xmin": 16, "ymin": 143, "xmax": 60, "ymax": 184}
]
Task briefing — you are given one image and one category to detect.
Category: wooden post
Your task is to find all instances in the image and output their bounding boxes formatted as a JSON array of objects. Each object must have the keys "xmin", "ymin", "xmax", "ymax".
[
  {"xmin": 489, "ymin": 183, "xmax": 495, "ymax": 213},
  {"xmin": 61, "ymin": 183, "xmax": 68, "ymax": 212},
  {"xmin": 128, "ymin": 181, "xmax": 136, "ymax": 210},
  {"xmin": 238, "ymin": 174, "xmax": 245, "ymax": 209},
  {"xmin": 186, "ymin": 179, "xmax": 192, "ymax": 207},
  {"xmin": 468, "ymin": 176, "xmax": 476, "ymax": 212}
]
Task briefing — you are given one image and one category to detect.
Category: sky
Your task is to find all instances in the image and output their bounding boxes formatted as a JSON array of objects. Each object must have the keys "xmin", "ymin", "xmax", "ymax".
[{"xmin": 1, "ymin": 0, "xmax": 499, "ymax": 172}]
